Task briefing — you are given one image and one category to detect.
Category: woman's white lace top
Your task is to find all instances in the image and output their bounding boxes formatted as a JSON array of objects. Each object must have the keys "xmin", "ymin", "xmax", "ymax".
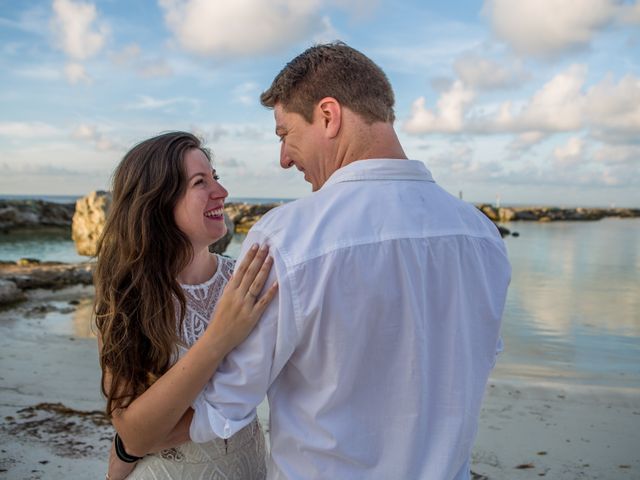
[{"xmin": 178, "ymin": 254, "xmax": 235, "ymax": 349}]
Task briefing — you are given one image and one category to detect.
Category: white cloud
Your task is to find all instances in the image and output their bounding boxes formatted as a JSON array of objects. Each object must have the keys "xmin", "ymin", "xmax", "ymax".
[
  {"xmin": 0, "ymin": 121, "xmax": 61, "ymax": 138},
  {"xmin": 64, "ymin": 62, "xmax": 92, "ymax": 84},
  {"xmin": 71, "ymin": 124, "xmax": 96, "ymax": 140},
  {"xmin": 482, "ymin": 0, "xmax": 619, "ymax": 57},
  {"xmin": 138, "ymin": 60, "xmax": 173, "ymax": 78},
  {"xmin": 505, "ymin": 64, "xmax": 586, "ymax": 132},
  {"xmin": 508, "ymin": 131, "xmax": 549, "ymax": 152},
  {"xmin": 14, "ymin": 65, "xmax": 62, "ymax": 81},
  {"xmin": 158, "ymin": 0, "xmax": 328, "ymax": 57},
  {"xmin": 216, "ymin": 157, "xmax": 245, "ymax": 168},
  {"xmin": 1, "ymin": 161, "xmax": 88, "ymax": 177},
  {"xmin": 191, "ymin": 124, "xmax": 229, "ymax": 143},
  {"xmin": 72, "ymin": 124, "xmax": 121, "ymax": 151},
  {"xmin": 593, "ymin": 144, "xmax": 640, "ymax": 165},
  {"xmin": 233, "ymin": 82, "xmax": 260, "ymax": 106},
  {"xmin": 111, "ymin": 43, "xmax": 141, "ymax": 66},
  {"xmin": 453, "ymin": 54, "xmax": 527, "ymax": 90},
  {"xmin": 336, "ymin": 0, "xmax": 381, "ymax": 21},
  {"xmin": 235, "ymin": 125, "xmax": 267, "ymax": 141},
  {"xmin": 125, "ymin": 95, "xmax": 200, "ymax": 111},
  {"xmin": 586, "ymin": 74, "xmax": 640, "ymax": 136},
  {"xmin": 553, "ymin": 136, "xmax": 585, "ymax": 166},
  {"xmin": 312, "ymin": 15, "xmax": 342, "ymax": 44},
  {"xmin": 617, "ymin": 1, "xmax": 640, "ymax": 25},
  {"xmin": 404, "ymin": 81, "xmax": 475, "ymax": 134},
  {"xmin": 51, "ymin": 0, "xmax": 109, "ymax": 60},
  {"xmin": 404, "ymin": 64, "xmax": 640, "ymax": 140},
  {"xmin": 193, "ymin": 123, "xmax": 270, "ymax": 143},
  {"xmin": 111, "ymin": 44, "xmax": 173, "ymax": 78},
  {"xmin": 0, "ymin": 5, "xmax": 50, "ymax": 35}
]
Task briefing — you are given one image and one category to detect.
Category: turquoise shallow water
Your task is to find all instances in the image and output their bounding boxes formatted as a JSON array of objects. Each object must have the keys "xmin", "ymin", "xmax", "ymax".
[
  {"xmin": 1, "ymin": 218, "xmax": 638, "ymax": 388},
  {"xmin": 0, "ymin": 229, "xmax": 88, "ymax": 263}
]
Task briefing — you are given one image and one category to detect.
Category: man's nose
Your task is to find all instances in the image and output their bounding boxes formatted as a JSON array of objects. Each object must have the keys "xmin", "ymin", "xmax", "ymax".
[{"xmin": 280, "ymin": 143, "xmax": 293, "ymax": 169}]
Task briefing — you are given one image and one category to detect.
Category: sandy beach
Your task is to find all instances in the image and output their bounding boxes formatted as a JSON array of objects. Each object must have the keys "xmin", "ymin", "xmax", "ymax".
[{"xmin": 1, "ymin": 285, "xmax": 639, "ymax": 479}]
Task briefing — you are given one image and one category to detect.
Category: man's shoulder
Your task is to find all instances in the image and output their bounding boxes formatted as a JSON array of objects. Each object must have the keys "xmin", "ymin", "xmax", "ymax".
[{"xmin": 249, "ymin": 196, "xmax": 317, "ymax": 241}]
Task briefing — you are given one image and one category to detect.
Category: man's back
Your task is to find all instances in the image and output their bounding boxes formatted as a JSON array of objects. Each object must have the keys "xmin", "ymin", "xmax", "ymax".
[{"xmin": 192, "ymin": 159, "xmax": 510, "ymax": 479}]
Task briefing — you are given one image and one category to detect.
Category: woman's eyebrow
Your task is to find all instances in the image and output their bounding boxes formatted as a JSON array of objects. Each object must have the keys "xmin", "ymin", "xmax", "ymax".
[{"xmin": 187, "ymin": 171, "xmax": 208, "ymax": 181}]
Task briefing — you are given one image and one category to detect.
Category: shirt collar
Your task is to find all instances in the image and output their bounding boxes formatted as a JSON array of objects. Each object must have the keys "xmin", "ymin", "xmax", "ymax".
[{"xmin": 321, "ymin": 159, "xmax": 435, "ymax": 190}]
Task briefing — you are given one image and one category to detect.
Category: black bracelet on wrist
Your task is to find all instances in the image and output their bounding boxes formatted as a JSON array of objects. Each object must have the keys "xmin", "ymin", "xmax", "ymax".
[{"xmin": 114, "ymin": 433, "xmax": 142, "ymax": 463}]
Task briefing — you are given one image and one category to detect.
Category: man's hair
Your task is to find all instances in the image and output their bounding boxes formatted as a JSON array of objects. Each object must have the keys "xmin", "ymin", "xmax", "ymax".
[{"xmin": 260, "ymin": 41, "xmax": 395, "ymax": 124}]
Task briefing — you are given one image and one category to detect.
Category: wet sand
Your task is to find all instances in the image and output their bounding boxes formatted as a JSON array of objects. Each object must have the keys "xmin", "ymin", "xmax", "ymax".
[{"xmin": 1, "ymin": 286, "xmax": 639, "ymax": 479}]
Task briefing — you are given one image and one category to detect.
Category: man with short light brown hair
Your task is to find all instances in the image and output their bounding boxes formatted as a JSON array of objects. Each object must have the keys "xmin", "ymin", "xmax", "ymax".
[
  {"xmin": 191, "ymin": 42, "xmax": 511, "ymax": 480},
  {"xmin": 260, "ymin": 41, "xmax": 395, "ymax": 125}
]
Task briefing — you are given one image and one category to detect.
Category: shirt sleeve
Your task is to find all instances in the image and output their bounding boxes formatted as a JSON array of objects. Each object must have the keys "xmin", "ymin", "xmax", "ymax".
[{"xmin": 189, "ymin": 228, "xmax": 299, "ymax": 442}]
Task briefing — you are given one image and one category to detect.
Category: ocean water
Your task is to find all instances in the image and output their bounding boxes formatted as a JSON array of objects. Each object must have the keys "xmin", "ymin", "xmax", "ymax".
[
  {"xmin": 1, "ymin": 216, "xmax": 638, "ymax": 388},
  {"xmin": 0, "ymin": 229, "xmax": 88, "ymax": 263},
  {"xmin": 495, "ymin": 218, "xmax": 640, "ymax": 388}
]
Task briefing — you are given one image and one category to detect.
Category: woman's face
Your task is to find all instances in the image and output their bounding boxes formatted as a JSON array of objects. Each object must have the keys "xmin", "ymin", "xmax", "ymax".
[{"xmin": 173, "ymin": 148, "xmax": 228, "ymax": 250}]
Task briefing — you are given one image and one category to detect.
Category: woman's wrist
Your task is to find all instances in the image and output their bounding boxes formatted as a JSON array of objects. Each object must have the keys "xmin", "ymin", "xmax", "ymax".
[
  {"xmin": 200, "ymin": 323, "xmax": 234, "ymax": 360},
  {"xmin": 114, "ymin": 433, "xmax": 143, "ymax": 463}
]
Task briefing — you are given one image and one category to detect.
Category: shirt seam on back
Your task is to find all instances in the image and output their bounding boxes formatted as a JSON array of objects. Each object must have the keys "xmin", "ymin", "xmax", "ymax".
[{"xmin": 251, "ymin": 228, "xmax": 505, "ymax": 268}]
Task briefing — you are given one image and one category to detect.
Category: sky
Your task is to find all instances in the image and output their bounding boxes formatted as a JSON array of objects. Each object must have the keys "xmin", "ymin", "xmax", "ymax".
[{"xmin": 1, "ymin": 0, "xmax": 639, "ymax": 206}]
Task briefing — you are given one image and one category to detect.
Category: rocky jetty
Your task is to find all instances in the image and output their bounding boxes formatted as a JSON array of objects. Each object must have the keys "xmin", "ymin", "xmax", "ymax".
[
  {"xmin": 477, "ymin": 205, "xmax": 640, "ymax": 223},
  {"xmin": 0, "ymin": 199, "xmax": 74, "ymax": 233},
  {"xmin": 4, "ymin": 195, "xmax": 639, "ymax": 265},
  {"xmin": 224, "ymin": 202, "xmax": 285, "ymax": 233},
  {"xmin": 0, "ymin": 260, "xmax": 94, "ymax": 306}
]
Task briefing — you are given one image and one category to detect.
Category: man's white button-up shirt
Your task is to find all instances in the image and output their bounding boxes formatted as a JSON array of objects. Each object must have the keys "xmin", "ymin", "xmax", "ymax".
[{"xmin": 191, "ymin": 159, "xmax": 511, "ymax": 479}]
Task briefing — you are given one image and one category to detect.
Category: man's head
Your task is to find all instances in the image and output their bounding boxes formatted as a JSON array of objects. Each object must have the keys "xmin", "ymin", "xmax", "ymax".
[
  {"xmin": 260, "ymin": 41, "xmax": 395, "ymax": 125},
  {"xmin": 261, "ymin": 42, "xmax": 399, "ymax": 191}
]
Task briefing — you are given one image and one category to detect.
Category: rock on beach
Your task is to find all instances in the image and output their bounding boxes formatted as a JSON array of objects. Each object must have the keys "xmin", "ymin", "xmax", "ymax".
[
  {"xmin": 71, "ymin": 191, "xmax": 237, "ymax": 256},
  {"xmin": 0, "ymin": 199, "xmax": 74, "ymax": 233},
  {"xmin": 0, "ymin": 278, "xmax": 27, "ymax": 305},
  {"xmin": 71, "ymin": 191, "xmax": 111, "ymax": 257},
  {"xmin": 0, "ymin": 261, "xmax": 94, "ymax": 306}
]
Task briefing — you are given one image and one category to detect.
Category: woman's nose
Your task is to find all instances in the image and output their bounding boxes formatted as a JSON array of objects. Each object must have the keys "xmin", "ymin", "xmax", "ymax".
[{"xmin": 211, "ymin": 182, "xmax": 228, "ymax": 199}]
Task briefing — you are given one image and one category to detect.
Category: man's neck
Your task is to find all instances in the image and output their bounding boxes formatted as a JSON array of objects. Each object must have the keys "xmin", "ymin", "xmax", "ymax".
[{"xmin": 335, "ymin": 121, "xmax": 408, "ymax": 170}]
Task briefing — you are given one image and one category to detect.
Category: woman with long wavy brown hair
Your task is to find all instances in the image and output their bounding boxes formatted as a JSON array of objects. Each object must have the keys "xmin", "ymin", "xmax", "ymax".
[{"xmin": 94, "ymin": 131, "xmax": 276, "ymax": 479}]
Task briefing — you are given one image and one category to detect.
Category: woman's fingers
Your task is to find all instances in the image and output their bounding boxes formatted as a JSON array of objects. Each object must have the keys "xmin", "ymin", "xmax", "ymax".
[
  {"xmin": 238, "ymin": 244, "xmax": 269, "ymax": 296},
  {"xmin": 254, "ymin": 281, "xmax": 278, "ymax": 314},
  {"xmin": 248, "ymin": 255, "xmax": 273, "ymax": 298},
  {"xmin": 207, "ymin": 245, "xmax": 278, "ymax": 353},
  {"xmin": 229, "ymin": 243, "xmax": 259, "ymax": 289}
]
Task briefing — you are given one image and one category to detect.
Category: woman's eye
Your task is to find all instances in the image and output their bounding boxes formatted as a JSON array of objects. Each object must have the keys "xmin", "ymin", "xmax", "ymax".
[
  {"xmin": 213, "ymin": 174, "xmax": 220, "ymax": 180},
  {"xmin": 194, "ymin": 179, "xmax": 204, "ymax": 186}
]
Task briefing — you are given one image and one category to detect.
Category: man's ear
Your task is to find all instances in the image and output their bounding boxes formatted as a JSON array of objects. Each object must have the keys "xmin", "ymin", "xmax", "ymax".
[{"xmin": 317, "ymin": 97, "xmax": 341, "ymax": 139}]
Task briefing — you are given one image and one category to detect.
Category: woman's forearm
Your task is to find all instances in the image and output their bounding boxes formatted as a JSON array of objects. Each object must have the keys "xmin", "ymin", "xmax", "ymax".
[
  {"xmin": 111, "ymin": 330, "xmax": 227, "ymax": 457},
  {"xmin": 147, "ymin": 408, "xmax": 194, "ymax": 453},
  {"xmin": 108, "ymin": 245, "xmax": 276, "ymax": 458},
  {"xmin": 107, "ymin": 410, "xmax": 193, "ymax": 479}
]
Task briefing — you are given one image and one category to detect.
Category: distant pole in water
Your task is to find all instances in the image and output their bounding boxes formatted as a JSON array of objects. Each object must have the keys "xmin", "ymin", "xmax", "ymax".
[{"xmin": 459, "ymin": 190, "xmax": 463, "ymax": 200}]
